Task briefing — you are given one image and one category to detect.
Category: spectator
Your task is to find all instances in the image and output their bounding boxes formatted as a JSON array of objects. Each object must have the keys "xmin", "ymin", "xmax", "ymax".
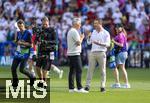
[
  {"xmin": 129, "ymin": 5, "xmax": 139, "ymax": 29},
  {"xmin": 112, "ymin": 8, "xmax": 123, "ymax": 26},
  {"xmin": 96, "ymin": 2, "xmax": 106, "ymax": 19},
  {"xmin": 0, "ymin": 0, "xmax": 149, "ymax": 67},
  {"xmin": 0, "ymin": 42, "xmax": 6, "ymax": 65},
  {"xmin": 0, "ymin": 26, "xmax": 7, "ymax": 42},
  {"xmin": 136, "ymin": 0, "xmax": 144, "ymax": 12}
]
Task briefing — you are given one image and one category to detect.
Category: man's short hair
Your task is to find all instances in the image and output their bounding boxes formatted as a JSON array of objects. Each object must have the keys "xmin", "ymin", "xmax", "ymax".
[
  {"xmin": 41, "ymin": 16, "xmax": 49, "ymax": 22},
  {"xmin": 72, "ymin": 18, "xmax": 81, "ymax": 25},
  {"xmin": 94, "ymin": 19, "xmax": 102, "ymax": 25},
  {"xmin": 17, "ymin": 19, "xmax": 25, "ymax": 25}
]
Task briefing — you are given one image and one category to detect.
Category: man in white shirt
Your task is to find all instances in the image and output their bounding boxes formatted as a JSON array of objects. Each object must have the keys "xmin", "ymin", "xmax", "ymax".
[
  {"xmin": 96, "ymin": 3, "xmax": 106, "ymax": 19},
  {"xmin": 136, "ymin": 0, "xmax": 144, "ymax": 12},
  {"xmin": 112, "ymin": 8, "xmax": 122, "ymax": 25},
  {"xmin": 67, "ymin": 18, "xmax": 88, "ymax": 93},
  {"xmin": 85, "ymin": 19, "xmax": 110, "ymax": 92},
  {"xmin": 129, "ymin": 6, "xmax": 139, "ymax": 24}
]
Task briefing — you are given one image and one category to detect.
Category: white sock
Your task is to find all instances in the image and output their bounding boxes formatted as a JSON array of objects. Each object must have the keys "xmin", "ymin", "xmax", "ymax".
[
  {"xmin": 26, "ymin": 64, "xmax": 29, "ymax": 69},
  {"xmin": 31, "ymin": 67, "xmax": 36, "ymax": 77},
  {"xmin": 51, "ymin": 64, "xmax": 60, "ymax": 74}
]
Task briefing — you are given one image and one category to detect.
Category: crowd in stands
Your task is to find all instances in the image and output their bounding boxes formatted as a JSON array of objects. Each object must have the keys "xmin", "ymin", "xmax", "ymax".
[{"xmin": 0, "ymin": 0, "xmax": 149, "ymax": 67}]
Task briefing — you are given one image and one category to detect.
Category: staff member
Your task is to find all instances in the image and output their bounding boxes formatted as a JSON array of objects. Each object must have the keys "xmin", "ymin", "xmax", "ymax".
[
  {"xmin": 67, "ymin": 18, "xmax": 88, "ymax": 93},
  {"xmin": 111, "ymin": 25, "xmax": 130, "ymax": 88},
  {"xmin": 85, "ymin": 19, "xmax": 110, "ymax": 92},
  {"xmin": 11, "ymin": 19, "xmax": 35, "ymax": 87}
]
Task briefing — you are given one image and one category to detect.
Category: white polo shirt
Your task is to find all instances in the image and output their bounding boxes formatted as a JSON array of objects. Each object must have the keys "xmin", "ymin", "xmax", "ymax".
[
  {"xmin": 88, "ymin": 28, "xmax": 110, "ymax": 52},
  {"xmin": 67, "ymin": 28, "xmax": 81, "ymax": 56}
]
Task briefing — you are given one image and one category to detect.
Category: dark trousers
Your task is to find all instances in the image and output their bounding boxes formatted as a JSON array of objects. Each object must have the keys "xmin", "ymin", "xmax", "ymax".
[
  {"xmin": 68, "ymin": 55, "xmax": 82, "ymax": 89},
  {"xmin": 11, "ymin": 58, "xmax": 34, "ymax": 86},
  {"xmin": 36, "ymin": 56, "xmax": 52, "ymax": 71}
]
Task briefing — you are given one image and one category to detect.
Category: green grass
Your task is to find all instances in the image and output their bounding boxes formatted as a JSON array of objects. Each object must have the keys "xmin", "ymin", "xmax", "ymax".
[
  {"xmin": 50, "ymin": 67, "xmax": 150, "ymax": 103},
  {"xmin": 0, "ymin": 66, "xmax": 150, "ymax": 103}
]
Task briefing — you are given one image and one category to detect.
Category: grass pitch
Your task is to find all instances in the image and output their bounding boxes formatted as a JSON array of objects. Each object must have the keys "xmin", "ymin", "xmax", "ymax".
[
  {"xmin": 0, "ymin": 66, "xmax": 150, "ymax": 103},
  {"xmin": 50, "ymin": 67, "xmax": 150, "ymax": 103}
]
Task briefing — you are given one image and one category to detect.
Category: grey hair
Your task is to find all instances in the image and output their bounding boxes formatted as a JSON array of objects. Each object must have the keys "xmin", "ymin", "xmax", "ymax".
[
  {"xmin": 41, "ymin": 16, "xmax": 49, "ymax": 22},
  {"xmin": 72, "ymin": 18, "xmax": 81, "ymax": 25}
]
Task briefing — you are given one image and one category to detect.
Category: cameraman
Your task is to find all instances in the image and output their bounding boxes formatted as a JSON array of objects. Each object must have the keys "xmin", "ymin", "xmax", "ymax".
[
  {"xmin": 11, "ymin": 19, "xmax": 35, "ymax": 87},
  {"xmin": 35, "ymin": 16, "xmax": 56, "ymax": 88}
]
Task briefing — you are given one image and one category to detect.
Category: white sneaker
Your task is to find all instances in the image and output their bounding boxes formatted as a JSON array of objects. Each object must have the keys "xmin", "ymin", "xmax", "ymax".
[
  {"xmin": 43, "ymin": 82, "xmax": 47, "ymax": 88},
  {"xmin": 59, "ymin": 70, "xmax": 63, "ymax": 79},
  {"xmin": 111, "ymin": 83, "xmax": 121, "ymax": 88},
  {"xmin": 31, "ymin": 71, "xmax": 36, "ymax": 77},
  {"xmin": 77, "ymin": 88, "xmax": 89, "ymax": 93},
  {"xmin": 69, "ymin": 88, "xmax": 78, "ymax": 93},
  {"xmin": 121, "ymin": 83, "xmax": 131, "ymax": 88},
  {"xmin": 47, "ymin": 71, "xmax": 50, "ymax": 78}
]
